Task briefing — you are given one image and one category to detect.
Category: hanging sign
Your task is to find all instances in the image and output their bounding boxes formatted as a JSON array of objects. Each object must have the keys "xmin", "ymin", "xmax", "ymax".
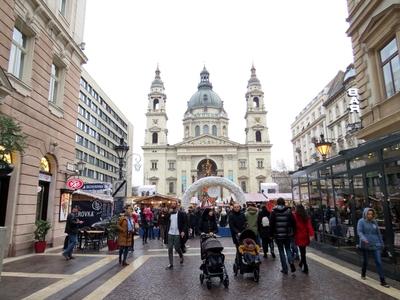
[
  {"xmin": 347, "ymin": 88, "xmax": 360, "ymax": 113},
  {"xmin": 66, "ymin": 178, "xmax": 84, "ymax": 190}
]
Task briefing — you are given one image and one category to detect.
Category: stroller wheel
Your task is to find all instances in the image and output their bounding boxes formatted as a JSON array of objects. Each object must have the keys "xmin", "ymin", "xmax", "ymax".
[
  {"xmin": 206, "ymin": 280, "xmax": 212, "ymax": 290},
  {"xmin": 199, "ymin": 273, "xmax": 204, "ymax": 284},
  {"xmin": 254, "ymin": 268, "xmax": 260, "ymax": 282},
  {"xmin": 233, "ymin": 263, "xmax": 238, "ymax": 276},
  {"xmin": 223, "ymin": 278, "xmax": 229, "ymax": 288}
]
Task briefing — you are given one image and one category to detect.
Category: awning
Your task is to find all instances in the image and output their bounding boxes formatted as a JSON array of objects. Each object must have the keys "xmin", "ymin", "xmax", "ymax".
[{"xmin": 72, "ymin": 190, "xmax": 114, "ymax": 203}]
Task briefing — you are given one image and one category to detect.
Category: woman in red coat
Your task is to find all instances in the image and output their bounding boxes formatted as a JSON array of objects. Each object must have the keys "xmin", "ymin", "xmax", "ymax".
[{"xmin": 293, "ymin": 204, "xmax": 314, "ymax": 274}]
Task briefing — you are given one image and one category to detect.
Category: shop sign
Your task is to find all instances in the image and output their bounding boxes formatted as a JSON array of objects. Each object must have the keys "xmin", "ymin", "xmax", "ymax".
[
  {"xmin": 66, "ymin": 178, "xmax": 84, "ymax": 190},
  {"xmin": 39, "ymin": 172, "xmax": 52, "ymax": 182},
  {"xmin": 347, "ymin": 88, "xmax": 360, "ymax": 113},
  {"xmin": 82, "ymin": 183, "xmax": 111, "ymax": 191}
]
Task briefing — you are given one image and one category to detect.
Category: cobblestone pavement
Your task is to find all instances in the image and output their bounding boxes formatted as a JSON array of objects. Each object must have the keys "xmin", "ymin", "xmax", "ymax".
[{"xmin": 1, "ymin": 237, "xmax": 400, "ymax": 300}]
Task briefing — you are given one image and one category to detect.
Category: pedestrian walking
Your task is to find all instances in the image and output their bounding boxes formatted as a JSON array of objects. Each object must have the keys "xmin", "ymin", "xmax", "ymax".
[
  {"xmin": 228, "ymin": 203, "xmax": 247, "ymax": 248},
  {"xmin": 200, "ymin": 208, "xmax": 218, "ymax": 234},
  {"xmin": 257, "ymin": 203, "xmax": 275, "ymax": 258},
  {"xmin": 357, "ymin": 208, "xmax": 389, "ymax": 287},
  {"xmin": 179, "ymin": 205, "xmax": 189, "ymax": 253},
  {"xmin": 270, "ymin": 198, "xmax": 296, "ymax": 275},
  {"xmin": 62, "ymin": 205, "xmax": 83, "ymax": 260},
  {"xmin": 164, "ymin": 201, "xmax": 186, "ymax": 270},
  {"xmin": 117, "ymin": 206, "xmax": 134, "ymax": 266},
  {"xmin": 158, "ymin": 207, "xmax": 168, "ymax": 243},
  {"xmin": 293, "ymin": 204, "xmax": 314, "ymax": 274},
  {"xmin": 245, "ymin": 202, "xmax": 259, "ymax": 244}
]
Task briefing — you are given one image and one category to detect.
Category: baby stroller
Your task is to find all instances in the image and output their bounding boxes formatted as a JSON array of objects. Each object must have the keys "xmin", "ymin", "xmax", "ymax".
[
  {"xmin": 233, "ymin": 229, "xmax": 261, "ymax": 282},
  {"xmin": 199, "ymin": 233, "xmax": 229, "ymax": 289}
]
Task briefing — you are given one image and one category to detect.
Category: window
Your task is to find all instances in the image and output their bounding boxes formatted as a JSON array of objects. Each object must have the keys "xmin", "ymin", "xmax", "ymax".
[
  {"xmin": 76, "ymin": 119, "xmax": 84, "ymax": 130},
  {"xmin": 48, "ymin": 64, "xmax": 60, "ymax": 103},
  {"xmin": 152, "ymin": 132, "xmax": 158, "ymax": 144},
  {"xmin": 8, "ymin": 27, "xmax": 27, "ymax": 79},
  {"xmin": 203, "ymin": 125, "xmax": 209, "ymax": 134},
  {"xmin": 239, "ymin": 159, "xmax": 247, "ymax": 169},
  {"xmin": 212, "ymin": 125, "xmax": 217, "ymax": 136},
  {"xmin": 153, "ymin": 99, "xmax": 159, "ymax": 110},
  {"xmin": 169, "ymin": 182, "xmax": 174, "ymax": 194},
  {"xmin": 257, "ymin": 159, "xmax": 264, "ymax": 169},
  {"xmin": 151, "ymin": 160, "xmax": 158, "ymax": 170},
  {"xmin": 168, "ymin": 160, "xmax": 175, "ymax": 170},
  {"xmin": 255, "ymin": 131, "xmax": 262, "ymax": 142},
  {"xmin": 59, "ymin": 0, "xmax": 67, "ymax": 16},
  {"xmin": 253, "ymin": 97, "xmax": 259, "ymax": 108},
  {"xmin": 241, "ymin": 181, "xmax": 247, "ymax": 192},
  {"xmin": 380, "ymin": 38, "xmax": 400, "ymax": 98},
  {"xmin": 195, "ymin": 125, "xmax": 200, "ymax": 137}
]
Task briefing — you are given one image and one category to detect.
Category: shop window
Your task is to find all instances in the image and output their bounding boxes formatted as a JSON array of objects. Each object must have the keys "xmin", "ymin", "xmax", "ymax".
[{"xmin": 380, "ymin": 38, "xmax": 400, "ymax": 98}]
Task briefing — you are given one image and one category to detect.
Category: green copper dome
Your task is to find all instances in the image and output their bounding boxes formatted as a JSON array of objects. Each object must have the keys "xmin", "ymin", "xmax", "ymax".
[{"xmin": 187, "ymin": 67, "xmax": 223, "ymax": 109}]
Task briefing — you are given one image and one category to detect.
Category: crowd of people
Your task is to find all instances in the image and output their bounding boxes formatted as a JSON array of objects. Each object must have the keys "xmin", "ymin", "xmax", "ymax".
[{"xmin": 62, "ymin": 198, "xmax": 390, "ymax": 288}]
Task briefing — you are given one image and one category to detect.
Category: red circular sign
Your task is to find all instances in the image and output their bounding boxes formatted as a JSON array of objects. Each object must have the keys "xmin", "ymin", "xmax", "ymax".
[{"xmin": 66, "ymin": 178, "xmax": 84, "ymax": 190}]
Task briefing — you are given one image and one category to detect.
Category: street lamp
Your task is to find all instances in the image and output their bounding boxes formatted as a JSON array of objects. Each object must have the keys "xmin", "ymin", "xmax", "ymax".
[
  {"xmin": 76, "ymin": 160, "xmax": 85, "ymax": 176},
  {"xmin": 114, "ymin": 138, "xmax": 130, "ymax": 180},
  {"xmin": 314, "ymin": 134, "xmax": 332, "ymax": 161}
]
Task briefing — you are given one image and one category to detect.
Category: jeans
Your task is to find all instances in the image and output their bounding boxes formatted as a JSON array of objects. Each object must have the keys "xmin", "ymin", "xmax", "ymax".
[
  {"xmin": 63, "ymin": 234, "xmax": 77, "ymax": 257},
  {"xmin": 168, "ymin": 234, "xmax": 183, "ymax": 265},
  {"xmin": 142, "ymin": 226, "xmax": 149, "ymax": 243},
  {"xmin": 361, "ymin": 248, "xmax": 385, "ymax": 282},
  {"xmin": 290, "ymin": 238, "xmax": 299, "ymax": 259},
  {"xmin": 276, "ymin": 239, "xmax": 294, "ymax": 273},
  {"xmin": 149, "ymin": 226, "xmax": 154, "ymax": 239},
  {"xmin": 119, "ymin": 246, "xmax": 129, "ymax": 264}
]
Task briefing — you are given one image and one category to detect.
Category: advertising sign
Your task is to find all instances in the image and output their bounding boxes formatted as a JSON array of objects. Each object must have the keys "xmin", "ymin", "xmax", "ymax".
[
  {"xmin": 66, "ymin": 178, "xmax": 84, "ymax": 190},
  {"xmin": 72, "ymin": 199, "xmax": 111, "ymax": 227}
]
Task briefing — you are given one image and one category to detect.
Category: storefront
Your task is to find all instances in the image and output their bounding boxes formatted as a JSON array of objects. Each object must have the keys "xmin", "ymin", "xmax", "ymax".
[{"xmin": 291, "ymin": 132, "xmax": 400, "ymax": 279}]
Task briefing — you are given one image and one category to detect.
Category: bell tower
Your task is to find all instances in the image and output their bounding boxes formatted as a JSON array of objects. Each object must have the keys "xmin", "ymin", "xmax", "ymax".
[
  {"xmin": 244, "ymin": 65, "xmax": 270, "ymax": 144},
  {"xmin": 144, "ymin": 66, "xmax": 168, "ymax": 146}
]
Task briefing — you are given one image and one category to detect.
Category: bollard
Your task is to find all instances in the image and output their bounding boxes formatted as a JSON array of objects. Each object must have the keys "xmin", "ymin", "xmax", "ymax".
[{"xmin": 0, "ymin": 227, "xmax": 6, "ymax": 281}]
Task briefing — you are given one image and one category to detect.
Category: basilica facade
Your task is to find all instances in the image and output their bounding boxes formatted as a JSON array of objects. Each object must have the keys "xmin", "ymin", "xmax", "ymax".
[{"xmin": 142, "ymin": 66, "xmax": 272, "ymax": 199}]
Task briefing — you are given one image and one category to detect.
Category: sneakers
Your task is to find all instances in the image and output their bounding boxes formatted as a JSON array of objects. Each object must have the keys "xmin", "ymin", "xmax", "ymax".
[
  {"xmin": 165, "ymin": 264, "xmax": 173, "ymax": 270},
  {"xmin": 381, "ymin": 281, "xmax": 390, "ymax": 288},
  {"xmin": 122, "ymin": 262, "xmax": 129, "ymax": 267},
  {"xmin": 290, "ymin": 263, "xmax": 296, "ymax": 273},
  {"xmin": 62, "ymin": 253, "xmax": 70, "ymax": 261},
  {"xmin": 361, "ymin": 275, "xmax": 366, "ymax": 280}
]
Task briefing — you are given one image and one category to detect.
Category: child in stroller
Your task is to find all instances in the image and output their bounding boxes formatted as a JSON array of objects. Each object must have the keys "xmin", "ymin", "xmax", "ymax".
[
  {"xmin": 239, "ymin": 238, "xmax": 261, "ymax": 265},
  {"xmin": 233, "ymin": 229, "xmax": 261, "ymax": 282}
]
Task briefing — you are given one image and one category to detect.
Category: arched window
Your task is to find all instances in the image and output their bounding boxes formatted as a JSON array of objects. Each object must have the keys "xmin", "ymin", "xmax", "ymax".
[
  {"xmin": 212, "ymin": 125, "xmax": 217, "ymax": 136},
  {"xmin": 203, "ymin": 125, "xmax": 209, "ymax": 134},
  {"xmin": 153, "ymin": 99, "xmax": 160, "ymax": 110},
  {"xmin": 255, "ymin": 131, "xmax": 262, "ymax": 142},
  {"xmin": 185, "ymin": 126, "xmax": 189, "ymax": 137},
  {"xmin": 241, "ymin": 181, "xmax": 247, "ymax": 192},
  {"xmin": 195, "ymin": 125, "xmax": 200, "ymax": 137},
  {"xmin": 40, "ymin": 157, "xmax": 50, "ymax": 173},
  {"xmin": 152, "ymin": 132, "xmax": 158, "ymax": 144},
  {"xmin": 253, "ymin": 97, "xmax": 259, "ymax": 108}
]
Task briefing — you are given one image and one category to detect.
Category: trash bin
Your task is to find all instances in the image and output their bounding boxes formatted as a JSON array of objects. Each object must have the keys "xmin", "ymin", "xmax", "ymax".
[{"xmin": 0, "ymin": 227, "xmax": 7, "ymax": 281}]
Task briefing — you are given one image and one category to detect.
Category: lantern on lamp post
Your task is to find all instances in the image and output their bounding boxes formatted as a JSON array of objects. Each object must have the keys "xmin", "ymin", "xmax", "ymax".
[{"xmin": 314, "ymin": 134, "xmax": 332, "ymax": 161}]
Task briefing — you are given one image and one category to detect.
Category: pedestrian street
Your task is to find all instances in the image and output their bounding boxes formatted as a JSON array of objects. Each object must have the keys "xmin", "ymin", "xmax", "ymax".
[{"xmin": 0, "ymin": 237, "xmax": 399, "ymax": 300}]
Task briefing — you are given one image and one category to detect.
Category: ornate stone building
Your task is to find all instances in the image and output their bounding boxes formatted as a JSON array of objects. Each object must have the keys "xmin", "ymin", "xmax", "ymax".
[{"xmin": 142, "ymin": 66, "xmax": 272, "ymax": 198}]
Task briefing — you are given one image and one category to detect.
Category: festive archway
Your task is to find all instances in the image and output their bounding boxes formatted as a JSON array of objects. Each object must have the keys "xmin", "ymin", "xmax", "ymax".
[{"xmin": 181, "ymin": 176, "xmax": 246, "ymax": 208}]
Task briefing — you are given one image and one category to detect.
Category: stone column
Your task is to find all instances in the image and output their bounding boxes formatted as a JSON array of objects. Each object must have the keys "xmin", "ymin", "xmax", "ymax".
[{"xmin": 0, "ymin": 227, "xmax": 6, "ymax": 281}]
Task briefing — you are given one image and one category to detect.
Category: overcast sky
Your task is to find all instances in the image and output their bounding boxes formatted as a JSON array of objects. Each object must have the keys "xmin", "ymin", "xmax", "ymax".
[{"xmin": 83, "ymin": 0, "xmax": 354, "ymax": 186}]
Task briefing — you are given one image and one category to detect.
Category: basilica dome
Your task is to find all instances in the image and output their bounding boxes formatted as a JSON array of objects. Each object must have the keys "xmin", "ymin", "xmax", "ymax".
[{"xmin": 187, "ymin": 67, "xmax": 223, "ymax": 110}]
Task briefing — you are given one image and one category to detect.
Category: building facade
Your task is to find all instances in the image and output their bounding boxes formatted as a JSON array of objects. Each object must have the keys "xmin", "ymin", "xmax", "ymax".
[
  {"xmin": 142, "ymin": 66, "xmax": 272, "ymax": 199},
  {"xmin": 0, "ymin": 0, "xmax": 87, "ymax": 256},
  {"xmin": 346, "ymin": 1, "xmax": 400, "ymax": 140},
  {"xmin": 76, "ymin": 68, "xmax": 133, "ymax": 195},
  {"xmin": 291, "ymin": 65, "xmax": 361, "ymax": 168}
]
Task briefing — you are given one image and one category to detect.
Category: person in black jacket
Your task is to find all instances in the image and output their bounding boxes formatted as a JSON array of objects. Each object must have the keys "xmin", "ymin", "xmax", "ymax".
[
  {"xmin": 62, "ymin": 206, "xmax": 83, "ymax": 260},
  {"xmin": 228, "ymin": 203, "xmax": 247, "ymax": 247},
  {"xmin": 270, "ymin": 198, "xmax": 296, "ymax": 275},
  {"xmin": 164, "ymin": 201, "xmax": 187, "ymax": 269},
  {"xmin": 200, "ymin": 208, "xmax": 218, "ymax": 234},
  {"xmin": 257, "ymin": 204, "xmax": 275, "ymax": 258}
]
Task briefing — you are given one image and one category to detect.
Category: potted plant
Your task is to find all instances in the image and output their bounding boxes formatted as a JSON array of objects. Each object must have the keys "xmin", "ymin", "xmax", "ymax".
[
  {"xmin": 0, "ymin": 113, "xmax": 26, "ymax": 176},
  {"xmin": 34, "ymin": 219, "xmax": 51, "ymax": 253},
  {"xmin": 105, "ymin": 216, "xmax": 119, "ymax": 251}
]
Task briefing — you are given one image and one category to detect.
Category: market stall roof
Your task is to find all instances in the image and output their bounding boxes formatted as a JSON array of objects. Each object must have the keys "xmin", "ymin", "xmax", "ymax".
[
  {"xmin": 128, "ymin": 193, "xmax": 179, "ymax": 205},
  {"xmin": 244, "ymin": 193, "xmax": 268, "ymax": 202},
  {"xmin": 72, "ymin": 190, "xmax": 114, "ymax": 203}
]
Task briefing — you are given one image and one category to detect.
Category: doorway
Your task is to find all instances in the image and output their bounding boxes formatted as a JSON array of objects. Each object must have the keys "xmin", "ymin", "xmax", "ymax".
[
  {"xmin": 36, "ymin": 180, "xmax": 50, "ymax": 221},
  {"xmin": 0, "ymin": 176, "xmax": 10, "ymax": 226}
]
